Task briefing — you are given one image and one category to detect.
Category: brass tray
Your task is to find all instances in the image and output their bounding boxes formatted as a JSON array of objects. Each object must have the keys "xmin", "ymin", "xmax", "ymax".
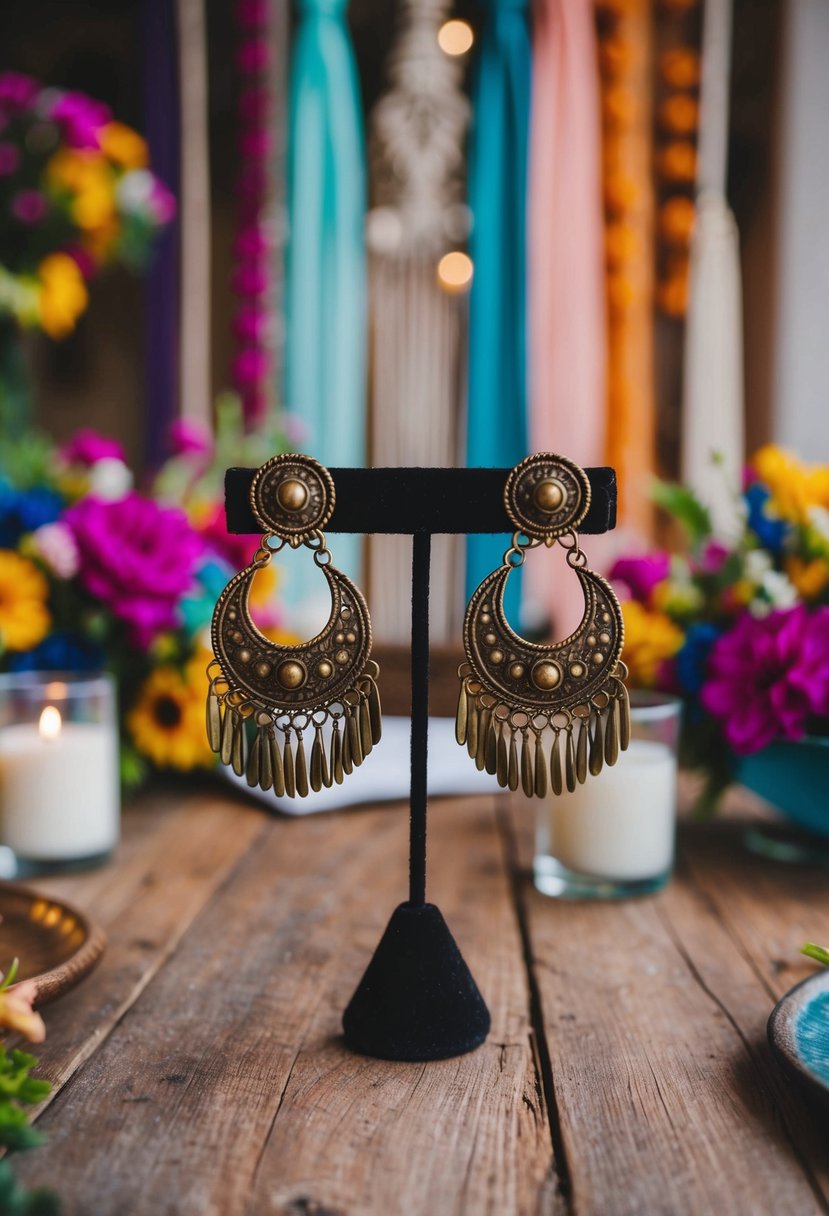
[{"xmin": 0, "ymin": 882, "xmax": 106, "ymax": 1005}]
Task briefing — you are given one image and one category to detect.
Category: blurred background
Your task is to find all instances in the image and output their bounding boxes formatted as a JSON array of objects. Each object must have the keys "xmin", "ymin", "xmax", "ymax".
[{"xmin": 0, "ymin": 0, "xmax": 824, "ymax": 643}]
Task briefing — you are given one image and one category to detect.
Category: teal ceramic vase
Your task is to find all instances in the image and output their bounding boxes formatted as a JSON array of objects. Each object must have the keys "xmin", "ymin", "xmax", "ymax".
[{"xmin": 735, "ymin": 736, "xmax": 829, "ymax": 840}]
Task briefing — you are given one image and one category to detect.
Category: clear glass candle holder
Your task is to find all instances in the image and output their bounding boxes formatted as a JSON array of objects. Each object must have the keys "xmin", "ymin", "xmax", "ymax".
[
  {"xmin": 0, "ymin": 672, "xmax": 119, "ymax": 875},
  {"xmin": 534, "ymin": 692, "xmax": 681, "ymax": 900}
]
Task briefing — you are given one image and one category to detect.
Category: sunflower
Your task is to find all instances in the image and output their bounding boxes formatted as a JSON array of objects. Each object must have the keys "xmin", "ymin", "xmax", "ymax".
[
  {"xmin": 128, "ymin": 663, "xmax": 214, "ymax": 771},
  {"xmin": 0, "ymin": 550, "xmax": 51, "ymax": 651}
]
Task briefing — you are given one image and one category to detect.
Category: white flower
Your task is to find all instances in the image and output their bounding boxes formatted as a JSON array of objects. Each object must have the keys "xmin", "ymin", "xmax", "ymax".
[
  {"xmin": 749, "ymin": 570, "xmax": 799, "ymax": 617},
  {"xmin": 744, "ymin": 549, "xmax": 772, "ymax": 584},
  {"xmin": 116, "ymin": 169, "xmax": 154, "ymax": 215},
  {"xmin": 31, "ymin": 521, "xmax": 79, "ymax": 579},
  {"xmin": 807, "ymin": 506, "xmax": 829, "ymax": 544},
  {"xmin": 88, "ymin": 457, "xmax": 133, "ymax": 501}
]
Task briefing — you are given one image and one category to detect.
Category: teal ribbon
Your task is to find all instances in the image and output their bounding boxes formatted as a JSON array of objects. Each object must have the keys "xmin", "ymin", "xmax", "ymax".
[
  {"xmin": 285, "ymin": 0, "xmax": 366, "ymax": 609},
  {"xmin": 466, "ymin": 0, "xmax": 531, "ymax": 623}
]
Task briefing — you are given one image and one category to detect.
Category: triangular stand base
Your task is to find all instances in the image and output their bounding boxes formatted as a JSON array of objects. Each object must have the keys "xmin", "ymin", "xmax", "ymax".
[{"xmin": 342, "ymin": 902, "xmax": 491, "ymax": 1062}]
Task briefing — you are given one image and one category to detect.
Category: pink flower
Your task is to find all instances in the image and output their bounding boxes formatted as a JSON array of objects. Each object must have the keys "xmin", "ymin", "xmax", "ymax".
[
  {"xmin": 62, "ymin": 243, "xmax": 97, "ymax": 280},
  {"xmin": 700, "ymin": 606, "xmax": 829, "ymax": 754},
  {"xmin": 233, "ymin": 224, "xmax": 268, "ymax": 260},
  {"xmin": 149, "ymin": 179, "xmax": 176, "ymax": 225},
  {"xmin": 232, "ymin": 263, "xmax": 267, "ymax": 297},
  {"xmin": 232, "ymin": 304, "xmax": 267, "ymax": 343},
  {"xmin": 32, "ymin": 521, "xmax": 79, "ymax": 579},
  {"xmin": 49, "ymin": 91, "xmax": 110, "ymax": 149},
  {"xmin": 0, "ymin": 73, "xmax": 38, "ymax": 112},
  {"xmin": 61, "ymin": 428, "xmax": 126, "ymax": 467},
  {"xmin": 0, "ymin": 143, "xmax": 20, "ymax": 176},
  {"xmin": 232, "ymin": 347, "xmax": 269, "ymax": 389},
  {"xmin": 11, "ymin": 189, "xmax": 47, "ymax": 224},
  {"xmin": 609, "ymin": 553, "xmax": 671, "ymax": 604},
  {"xmin": 695, "ymin": 540, "xmax": 730, "ymax": 576},
  {"xmin": 65, "ymin": 493, "xmax": 204, "ymax": 648},
  {"xmin": 168, "ymin": 418, "xmax": 213, "ymax": 458},
  {"xmin": 240, "ymin": 129, "xmax": 270, "ymax": 161},
  {"xmin": 236, "ymin": 38, "xmax": 269, "ymax": 73}
]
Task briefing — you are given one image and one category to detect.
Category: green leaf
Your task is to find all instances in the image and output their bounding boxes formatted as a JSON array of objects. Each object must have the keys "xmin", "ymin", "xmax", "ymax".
[
  {"xmin": 651, "ymin": 478, "xmax": 713, "ymax": 549},
  {"xmin": 802, "ymin": 942, "xmax": 829, "ymax": 967},
  {"xmin": 0, "ymin": 1159, "xmax": 60, "ymax": 1215}
]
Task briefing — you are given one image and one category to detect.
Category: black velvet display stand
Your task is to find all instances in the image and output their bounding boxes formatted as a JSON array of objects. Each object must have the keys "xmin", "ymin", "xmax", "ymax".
[{"xmin": 225, "ymin": 465, "xmax": 617, "ymax": 1062}]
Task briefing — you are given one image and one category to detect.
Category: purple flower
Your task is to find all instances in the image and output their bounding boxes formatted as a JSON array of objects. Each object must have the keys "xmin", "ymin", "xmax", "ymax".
[
  {"xmin": 11, "ymin": 189, "xmax": 47, "ymax": 224},
  {"xmin": 0, "ymin": 143, "xmax": 20, "ymax": 176},
  {"xmin": 0, "ymin": 73, "xmax": 38, "ymax": 112},
  {"xmin": 700, "ymin": 606, "xmax": 829, "ymax": 754},
  {"xmin": 48, "ymin": 91, "xmax": 110, "ymax": 149},
  {"xmin": 65, "ymin": 493, "xmax": 204, "ymax": 648},
  {"xmin": 61, "ymin": 428, "xmax": 126, "ymax": 467},
  {"xmin": 168, "ymin": 418, "xmax": 213, "ymax": 458},
  {"xmin": 609, "ymin": 553, "xmax": 671, "ymax": 605}
]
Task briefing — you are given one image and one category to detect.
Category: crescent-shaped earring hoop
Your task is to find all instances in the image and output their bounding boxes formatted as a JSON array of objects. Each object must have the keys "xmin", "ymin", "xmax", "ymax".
[
  {"xmin": 206, "ymin": 453, "xmax": 381, "ymax": 797},
  {"xmin": 456, "ymin": 453, "xmax": 629, "ymax": 796}
]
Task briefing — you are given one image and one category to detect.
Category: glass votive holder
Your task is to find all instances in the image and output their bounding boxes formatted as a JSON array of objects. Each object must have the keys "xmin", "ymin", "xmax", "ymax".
[
  {"xmin": 533, "ymin": 691, "xmax": 681, "ymax": 900},
  {"xmin": 0, "ymin": 672, "xmax": 119, "ymax": 875}
]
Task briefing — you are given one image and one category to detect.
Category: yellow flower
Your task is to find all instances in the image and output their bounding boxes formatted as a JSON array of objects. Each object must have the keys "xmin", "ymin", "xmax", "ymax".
[
  {"xmin": 98, "ymin": 122, "xmax": 148, "ymax": 170},
  {"xmin": 47, "ymin": 149, "xmax": 116, "ymax": 232},
  {"xmin": 0, "ymin": 551, "xmax": 51, "ymax": 651},
  {"xmin": 752, "ymin": 445, "xmax": 829, "ymax": 523},
  {"xmin": 786, "ymin": 556, "xmax": 829, "ymax": 600},
  {"xmin": 38, "ymin": 253, "xmax": 88, "ymax": 339},
  {"xmin": 621, "ymin": 600, "xmax": 683, "ymax": 687},
  {"xmin": 128, "ymin": 664, "xmax": 214, "ymax": 771}
]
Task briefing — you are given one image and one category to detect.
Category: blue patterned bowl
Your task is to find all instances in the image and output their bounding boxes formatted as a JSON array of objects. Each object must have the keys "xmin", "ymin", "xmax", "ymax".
[
  {"xmin": 768, "ymin": 971, "xmax": 829, "ymax": 1106},
  {"xmin": 734, "ymin": 736, "xmax": 829, "ymax": 839}
]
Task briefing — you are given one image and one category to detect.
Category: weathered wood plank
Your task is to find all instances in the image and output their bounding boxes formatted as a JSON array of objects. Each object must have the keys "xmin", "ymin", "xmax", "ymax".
[
  {"xmin": 17, "ymin": 795, "xmax": 556, "ymax": 1216},
  {"xmin": 21, "ymin": 789, "xmax": 269, "ymax": 1106},
  {"xmin": 507, "ymin": 802, "xmax": 829, "ymax": 1216}
]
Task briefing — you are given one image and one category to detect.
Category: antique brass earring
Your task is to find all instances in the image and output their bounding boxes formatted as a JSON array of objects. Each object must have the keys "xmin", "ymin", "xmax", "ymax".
[
  {"xmin": 456, "ymin": 453, "xmax": 629, "ymax": 796},
  {"xmin": 206, "ymin": 453, "xmax": 381, "ymax": 797}
]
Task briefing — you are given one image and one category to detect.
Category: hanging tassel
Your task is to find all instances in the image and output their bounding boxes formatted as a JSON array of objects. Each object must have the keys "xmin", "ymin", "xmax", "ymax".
[
  {"xmin": 331, "ymin": 722, "xmax": 344, "ymax": 785},
  {"xmin": 564, "ymin": 727, "xmax": 577, "ymax": 793},
  {"xmin": 246, "ymin": 730, "xmax": 261, "ymax": 788},
  {"xmin": 360, "ymin": 696, "xmax": 374, "ymax": 757},
  {"xmin": 550, "ymin": 731, "xmax": 563, "ymax": 795},
  {"xmin": 503, "ymin": 724, "xmax": 515, "ymax": 792},
  {"xmin": 618, "ymin": 682, "xmax": 631, "ymax": 751},
  {"xmin": 576, "ymin": 717, "xmax": 589, "ymax": 785},
  {"xmin": 476, "ymin": 707, "xmax": 492, "ymax": 771},
  {"xmin": 295, "ymin": 732, "xmax": 309, "ymax": 797},
  {"xmin": 270, "ymin": 731, "xmax": 286, "ymax": 797},
  {"xmin": 231, "ymin": 713, "xmax": 246, "ymax": 777},
  {"xmin": 496, "ymin": 721, "xmax": 508, "ymax": 787},
  {"xmin": 311, "ymin": 725, "xmax": 330, "ymax": 791},
  {"xmin": 368, "ymin": 677, "xmax": 382, "ymax": 745},
  {"xmin": 206, "ymin": 692, "xmax": 222, "ymax": 753},
  {"xmin": 258, "ymin": 727, "xmax": 273, "ymax": 791},
  {"xmin": 341, "ymin": 711, "xmax": 353, "ymax": 776},
  {"xmin": 589, "ymin": 710, "xmax": 604, "ymax": 776},
  {"xmin": 220, "ymin": 705, "xmax": 236, "ymax": 766},
  {"xmin": 283, "ymin": 731, "xmax": 296, "ymax": 798},
  {"xmin": 347, "ymin": 704, "xmax": 363, "ymax": 768},
  {"xmin": 521, "ymin": 731, "xmax": 534, "ymax": 798},
  {"xmin": 455, "ymin": 680, "xmax": 468, "ymax": 745},
  {"xmin": 534, "ymin": 732, "xmax": 547, "ymax": 798},
  {"xmin": 467, "ymin": 696, "xmax": 480, "ymax": 759},
  {"xmin": 485, "ymin": 715, "xmax": 499, "ymax": 777},
  {"xmin": 605, "ymin": 698, "xmax": 619, "ymax": 766}
]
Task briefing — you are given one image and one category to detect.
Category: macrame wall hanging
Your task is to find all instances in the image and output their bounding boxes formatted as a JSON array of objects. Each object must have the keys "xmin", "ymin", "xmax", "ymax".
[{"xmin": 366, "ymin": 0, "xmax": 471, "ymax": 644}]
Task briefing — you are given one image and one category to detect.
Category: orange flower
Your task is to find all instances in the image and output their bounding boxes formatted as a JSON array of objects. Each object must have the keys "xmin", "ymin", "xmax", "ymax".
[
  {"xmin": 659, "ymin": 197, "xmax": 695, "ymax": 245},
  {"xmin": 605, "ymin": 222, "xmax": 639, "ymax": 268},
  {"xmin": 786, "ymin": 557, "xmax": 829, "ymax": 600},
  {"xmin": 659, "ymin": 49, "xmax": 701, "ymax": 89},
  {"xmin": 659, "ymin": 94, "xmax": 699, "ymax": 135},
  {"xmin": 656, "ymin": 272, "xmax": 689, "ymax": 318},
  {"xmin": 99, "ymin": 122, "xmax": 148, "ymax": 170},
  {"xmin": 657, "ymin": 141, "xmax": 697, "ymax": 184},
  {"xmin": 604, "ymin": 173, "xmax": 638, "ymax": 215}
]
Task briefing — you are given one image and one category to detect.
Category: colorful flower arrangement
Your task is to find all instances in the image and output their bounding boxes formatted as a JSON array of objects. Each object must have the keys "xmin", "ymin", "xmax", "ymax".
[
  {"xmin": 613, "ymin": 446, "xmax": 829, "ymax": 804},
  {"xmin": 0, "ymin": 72, "xmax": 173, "ymax": 340},
  {"xmin": 0, "ymin": 399, "xmax": 290, "ymax": 789}
]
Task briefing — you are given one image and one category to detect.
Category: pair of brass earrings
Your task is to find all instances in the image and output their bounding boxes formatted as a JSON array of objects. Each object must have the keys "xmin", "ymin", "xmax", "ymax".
[{"xmin": 207, "ymin": 452, "xmax": 628, "ymax": 800}]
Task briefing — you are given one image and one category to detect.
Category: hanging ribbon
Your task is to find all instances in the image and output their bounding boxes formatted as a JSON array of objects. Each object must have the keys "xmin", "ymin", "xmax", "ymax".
[
  {"xmin": 466, "ymin": 0, "xmax": 531, "ymax": 624},
  {"xmin": 285, "ymin": 0, "xmax": 366, "ymax": 609},
  {"xmin": 681, "ymin": 0, "xmax": 744, "ymax": 532},
  {"xmin": 527, "ymin": 0, "xmax": 606, "ymax": 631}
]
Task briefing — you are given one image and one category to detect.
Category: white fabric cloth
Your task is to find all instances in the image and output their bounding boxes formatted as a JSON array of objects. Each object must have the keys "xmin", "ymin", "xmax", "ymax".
[{"xmin": 222, "ymin": 715, "xmax": 501, "ymax": 815}]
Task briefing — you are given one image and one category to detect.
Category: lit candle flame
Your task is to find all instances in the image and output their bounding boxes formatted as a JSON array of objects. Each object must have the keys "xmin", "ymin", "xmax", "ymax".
[{"xmin": 39, "ymin": 706, "xmax": 62, "ymax": 742}]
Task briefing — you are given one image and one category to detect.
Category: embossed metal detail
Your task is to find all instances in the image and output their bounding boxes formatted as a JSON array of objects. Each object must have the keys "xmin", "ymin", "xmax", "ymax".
[
  {"xmin": 250, "ymin": 453, "xmax": 335, "ymax": 544},
  {"xmin": 504, "ymin": 452, "xmax": 591, "ymax": 542}
]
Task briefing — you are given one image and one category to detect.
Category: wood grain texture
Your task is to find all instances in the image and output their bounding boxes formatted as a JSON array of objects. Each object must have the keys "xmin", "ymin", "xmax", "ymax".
[
  {"xmin": 507, "ymin": 800, "xmax": 829, "ymax": 1216},
  {"xmin": 16, "ymin": 794, "xmax": 555, "ymax": 1216}
]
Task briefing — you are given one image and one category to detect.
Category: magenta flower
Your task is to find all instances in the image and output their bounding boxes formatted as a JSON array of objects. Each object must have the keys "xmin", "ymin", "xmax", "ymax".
[
  {"xmin": 233, "ymin": 224, "xmax": 268, "ymax": 260},
  {"xmin": 240, "ymin": 129, "xmax": 270, "ymax": 161},
  {"xmin": 700, "ymin": 606, "xmax": 829, "ymax": 754},
  {"xmin": 237, "ymin": 0, "xmax": 268, "ymax": 27},
  {"xmin": 232, "ymin": 305, "xmax": 267, "ymax": 343},
  {"xmin": 198, "ymin": 503, "xmax": 257, "ymax": 570},
  {"xmin": 65, "ymin": 493, "xmax": 204, "ymax": 648},
  {"xmin": 168, "ymin": 418, "xmax": 213, "ymax": 458},
  {"xmin": 0, "ymin": 73, "xmax": 38, "ymax": 112},
  {"xmin": 609, "ymin": 553, "xmax": 671, "ymax": 604},
  {"xmin": 62, "ymin": 244, "xmax": 96, "ymax": 280},
  {"xmin": 232, "ymin": 347, "xmax": 269, "ymax": 388},
  {"xmin": 232, "ymin": 264, "xmax": 267, "ymax": 297},
  {"xmin": 695, "ymin": 540, "xmax": 730, "ymax": 576},
  {"xmin": 238, "ymin": 88, "xmax": 269, "ymax": 123},
  {"xmin": 148, "ymin": 179, "xmax": 176, "ymax": 225},
  {"xmin": 236, "ymin": 38, "xmax": 269, "ymax": 73},
  {"xmin": 61, "ymin": 428, "xmax": 126, "ymax": 466},
  {"xmin": 49, "ymin": 91, "xmax": 110, "ymax": 149},
  {"xmin": 11, "ymin": 189, "xmax": 47, "ymax": 224},
  {"xmin": 0, "ymin": 143, "xmax": 20, "ymax": 176}
]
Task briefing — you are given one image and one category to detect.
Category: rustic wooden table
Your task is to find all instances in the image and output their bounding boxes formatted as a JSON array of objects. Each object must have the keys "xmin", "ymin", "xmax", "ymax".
[{"xmin": 12, "ymin": 784, "xmax": 829, "ymax": 1216}]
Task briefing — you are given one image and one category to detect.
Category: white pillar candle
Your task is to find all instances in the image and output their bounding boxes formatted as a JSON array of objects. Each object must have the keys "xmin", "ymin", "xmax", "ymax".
[
  {"xmin": 0, "ymin": 706, "xmax": 119, "ymax": 861},
  {"xmin": 543, "ymin": 738, "xmax": 676, "ymax": 881}
]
